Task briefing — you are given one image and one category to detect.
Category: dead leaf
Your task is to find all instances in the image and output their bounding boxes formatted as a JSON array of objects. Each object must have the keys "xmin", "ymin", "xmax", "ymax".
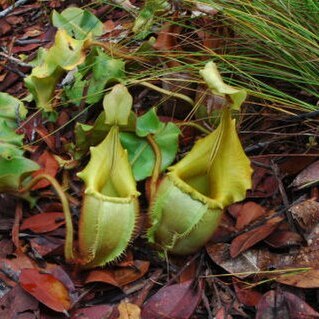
[
  {"xmin": 0, "ymin": 239, "xmax": 14, "ymax": 258},
  {"xmin": 0, "ymin": 18, "xmax": 12, "ymax": 36},
  {"xmin": 289, "ymin": 199, "xmax": 319, "ymax": 244},
  {"xmin": 292, "ymin": 160, "xmax": 319, "ymax": 189},
  {"xmin": 0, "ymin": 253, "xmax": 35, "ymax": 285},
  {"xmin": 230, "ymin": 216, "xmax": 283, "ymax": 258},
  {"xmin": 215, "ymin": 307, "xmax": 232, "ymax": 319},
  {"xmin": 0, "ymin": 285, "xmax": 38, "ymax": 319},
  {"xmin": 85, "ymin": 269, "xmax": 120, "ymax": 288},
  {"xmin": 32, "ymin": 150, "xmax": 59, "ymax": 189},
  {"xmin": 206, "ymin": 243, "xmax": 277, "ymax": 278},
  {"xmin": 141, "ymin": 280, "xmax": 203, "ymax": 319},
  {"xmin": 279, "ymin": 156, "xmax": 317, "ymax": 176},
  {"xmin": 276, "ymin": 269, "xmax": 319, "ymax": 288},
  {"xmin": 19, "ymin": 268, "xmax": 71, "ymax": 313},
  {"xmin": 6, "ymin": 15, "xmax": 24, "ymax": 25},
  {"xmin": 232, "ymin": 278, "xmax": 262, "ymax": 307},
  {"xmin": 153, "ymin": 22, "xmax": 183, "ymax": 52},
  {"xmin": 29, "ymin": 235, "xmax": 64, "ymax": 257},
  {"xmin": 86, "ymin": 260, "xmax": 150, "ymax": 288},
  {"xmin": 265, "ymin": 229, "xmax": 303, "ymax": 248},
  {"xmin": 210, "ymin": 213, "xmax": 237, "ymax": 242},
  {"xmin": 71, "ymin": 305, "xmax": 114, "ymax": 319},
  {"xmin": 231, "ymin": 202, "xmax": 266, "ymax": 230},
  {"xmin": 256, "ymin": 290, "xmax": 319, "ymax": 319},
  {"xmin": 20, "ymin": 212, "xmax": 65, "ymax": 233},
  {"xmin": 117, "ymin": 301, "xmax": 141, "ymax": 319},
  {"xmin": 46, "ymin": 264, "xmax": 75, "ymax": 293},
  {"xmin": 249, "ymin": 158, "xmax": 278, "ymax": 198}
]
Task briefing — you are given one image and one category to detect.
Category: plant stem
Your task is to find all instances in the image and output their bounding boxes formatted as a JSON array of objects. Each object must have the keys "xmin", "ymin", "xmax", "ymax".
[
  {"xmin": 139, "ymin": 81, "xmax": 194, "ymax": 106},
  {"xmin": 176, "ymin": 121, "xmax": 211, "ymax": 135},
  {"xmin": 147, "ymin": 135, "xmax": 162, "ymax": 200},
  {"xmin": 19, "ymin": 174, "xmax": 75, "ymax": 262},
  {"xmin": 89, "ymin": 41, "xmax": 146, "ymax": 62}
]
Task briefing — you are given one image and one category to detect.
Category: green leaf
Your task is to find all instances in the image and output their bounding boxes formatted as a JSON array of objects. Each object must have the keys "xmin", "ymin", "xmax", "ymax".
[
  {"xmin": 120, "ymin": 122, "xmax": 180, "ymax": 181},
  {"xmin": 52, "ymin": 7, "xmax": 105, "ymax": 40},
  {"xmin": 87, "ymin": 53, "xmax": 125, "ymax": 104},
  {"xmin": 136, "ymin": 108, "xmax": 165, "ymax": 137},
  {"xmin": 103, "ymin": 85, "xmax": 133, "ymax": 126},
  {"xmin": 65, "ymin": 49, "xmax": 126, "ymax": 105},
  {"xmin": 0, "ymin": 157, "xmax": 39, "ymax": 192},
  {"xmin": 200, "ymin": 61, "xmax": 247, "ymax": 110},
  {"xmin": 25, "ymin": 29, "xmax": 88, "ymax": 111},
  {"xmin": 25, "ymin": 68, "xmax": 63, "ymax": 112},
  {"xmin": 0, "ymin": 93, "xmax": 27, "ymax": 128},
  {"xmin": 74, "ymin": 113, "xmax": 109, "ymax": 159},
  {"xmin": 0, "ymin": 121, "xmax": 23, "ymax": 148},
  {"xmin": 0, "ymin": 96, "xmax": 39, "ymax": 192},
  {"xmin": 133, "ymin": 0, "xmax": 170, "ymax": 39}
]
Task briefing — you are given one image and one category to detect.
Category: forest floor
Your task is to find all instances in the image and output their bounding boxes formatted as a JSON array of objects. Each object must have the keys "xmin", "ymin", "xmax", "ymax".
[{"xmin": 1, "ymin": 0, "xmax": 319, "ymax": 318}]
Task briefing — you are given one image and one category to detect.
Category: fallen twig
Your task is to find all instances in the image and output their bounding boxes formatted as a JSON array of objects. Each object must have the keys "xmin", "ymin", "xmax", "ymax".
[{"xmin": 0, "ymin": 0, "xmax": 29, "ymax": 18}]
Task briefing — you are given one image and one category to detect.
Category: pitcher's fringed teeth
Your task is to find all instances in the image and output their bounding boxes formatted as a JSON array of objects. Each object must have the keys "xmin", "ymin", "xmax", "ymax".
[
  {"xmin": 147, "ymin": 62, "xmax": 253, "ymax": 255},
  {"xmin": 76, "ymin": 85, "xmax": 140, "ymax": 268}
]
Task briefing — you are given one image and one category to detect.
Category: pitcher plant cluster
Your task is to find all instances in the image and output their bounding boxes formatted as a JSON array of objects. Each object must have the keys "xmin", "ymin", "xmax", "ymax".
[{"xmin": 0, "ymin": 7, "xmax": 252, "ymax": 268}]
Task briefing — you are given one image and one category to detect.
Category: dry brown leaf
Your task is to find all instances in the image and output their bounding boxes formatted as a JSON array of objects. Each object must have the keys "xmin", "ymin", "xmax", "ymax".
[
  {"xmin": 289, "ymin": 199, "xmax": 319, "ymax": 244},
  {"xmin": 206, "ymin": 243, "xmax": 271, "ymax": 278},
  {"xmin": 230, "ymin": 216, "xmax": 283, "ymax": 258},
  {"xmin": 292, "ymin": 160, "xmax": 319, "ymax": 189},
  {"xmin": 235, "ymin": 202, "xmax": 266, "ymax": 230},
  {"xmin": 276, "ymin": 269, "xmax": 319, "ymax": 288},
  {"xmin": 117, "ymin": 301, "xmax": 141, "ymax": 319}
]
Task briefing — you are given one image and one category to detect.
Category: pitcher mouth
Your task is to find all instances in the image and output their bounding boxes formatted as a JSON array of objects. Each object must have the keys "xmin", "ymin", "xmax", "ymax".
[
  {"xmin": 84, "ymin": 187, "xmax": 138, "ymax": 204},
  {"xmin": 167, "ymin": 172, "xmax": 223, "ymax": 210}
]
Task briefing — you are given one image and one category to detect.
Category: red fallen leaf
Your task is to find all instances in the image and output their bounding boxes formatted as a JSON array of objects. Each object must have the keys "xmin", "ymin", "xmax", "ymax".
[
  {"xmin": 233, "ymin": 202, "xmax": 266, "ymax": 230},
  {"xmin": 0, "ymin": 19, "xmax": 12, "ymax": 36},
  {"xmin": 104, "ymin": 20, "xmax": 116, "ymax": 33},
  {"xmin": 141, "ymin": 280, "xmax": 203, "ymax": 319},
  {"xmin": 276, "ymin": 269, "xmax": 319, "ymax": 288},
  {"xmin": 86, "ymin": 260, "xmax": 150, "ymax": 287},
  {"xmin": 211, "ymin": 213, "xmax": 237, "ymax": 242},
  {"xmin": 232, "ymin": 278, "xmax": 262, "ymax": 307},
  {"xmin": 206, "ymin": 243, "xmax": 267, "ymax": 278},
  {"xmin": 20, "ymin": 212, "xmax": 65, "ymax": 233},
  {"xmin": 215, "ymin": 307, "xmax": 232, "ymax": 319},
  {"xmin": 86, "ymin": 269, "xmax": 119, "ymax": 288},
  {"xmin": 117, "ymin": 250, "xmax": 134, "ymax": 267},
  {"xmin": 71, "ymin": 305, "xmax": 114, "ymax": 319},
  {"xmin": 19, "ymin": 268, "xmax": 71, "ymax": 313},
  {"xmin": 248, "ymin": 158, "xmax": 278, "ymax": 198},
  {"xmin": 46, "ymin": 264, "xmax": 76, "ymax": 293},
  {"xmin": 0, "ymin": 238, "xmax": 14, "ymax": 258},
  {"xmin": 256, "ymin": 290, "xmax": 319, "ymax": 319},
  {"xmin": 230, "ymin": 216, "xmax": 283, "ymax": 258},
  {"xmin": 179, "ymin": 258, "xmax": 197, "ymax": 283},
  {"xmin": 29, "ymin": 235, "xmax": 64, "ymax": 257},
  {"xmin": 6, "ymin": 15, "xmax": 24, "ymax": 25},
  {"xmin": 265, "ymin": 229, "xmax": 303, "ymax": 248},
  {"xmin": 292, "ymin": 160, "xmax": 319, "ymax": 189},
  {"xmin": 12, "ymin": 42, "xmax": 43, "ymax": 54},
  {"xmin": 289, "ymin": 199, "xmax": 319, "ymax": 244},
  {"xmin": 153, "ymin": 22, "xmax": 183, "ymax": 52},
  {"xmin": 0, "ymin": 285, "xmax": 38, "ymax": 318},
  {"xmin": 32, "ymin": 150, "xmax": 59, "ymax": 189},
  {"xmin": 279, "ymin": 156, "xmax": 316, "ymax": 176},
  {"xmin": 228, "ymin": 203, "xmax": 243, "ymax": 218},
  {"xmin": 0, "ymin": 253, "xmax": 35, "ymax": 286}
]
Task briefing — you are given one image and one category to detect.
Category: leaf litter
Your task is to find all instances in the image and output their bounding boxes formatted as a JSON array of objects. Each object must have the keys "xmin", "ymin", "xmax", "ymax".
[{"xmin": 1, "ymin": 0, "xmax": 319, "ymax": 318}]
